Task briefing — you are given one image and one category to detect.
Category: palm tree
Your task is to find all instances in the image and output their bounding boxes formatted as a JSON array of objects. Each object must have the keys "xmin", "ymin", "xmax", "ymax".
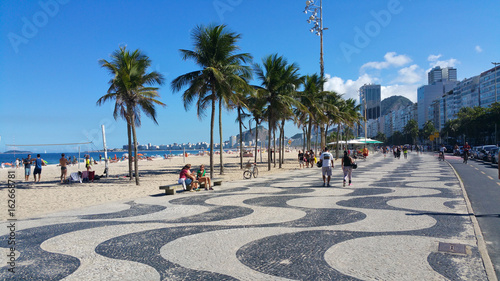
[
  {"xmin": 253, "ymin": 54, "xmax": 302, "ymax": 171},
  {"xmin": 97, "ymin": 46, "xmax": 165, "ymax": 185},
  {"xmin": 171, "ymin": 24, "xmax": 252, "ymax": 178},
  {"xmin": 297, "ymin": 74, "xmax": 325, "ymax": 151},
  {"xmin": 247, "ymin": 89, "xmax": 267, "ymax": 163}
]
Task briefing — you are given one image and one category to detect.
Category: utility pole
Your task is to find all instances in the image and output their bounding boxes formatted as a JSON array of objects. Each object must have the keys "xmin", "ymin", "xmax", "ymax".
[{"xmin": 493, "ymin": 62, "xmax": 499, "ymax": 179}]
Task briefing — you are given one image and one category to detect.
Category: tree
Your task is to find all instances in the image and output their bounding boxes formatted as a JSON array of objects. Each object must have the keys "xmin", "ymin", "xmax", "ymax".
[
  {"xmin": 422, "ymin": 120, "xmax": 436, "ymax": 140},
  {"xmin": 297, "ymin": 74, "xmax": 325, "ymax": 151},
  {"xmin": 374, "ymin": 131, "xmax": 387, "ymax": 144},
  {"xmin": 97, "ymin": 46, "xmax": 165, "ymax": 185},
  {"xmin": 403, "ymin": 119, "xmax": 419, "ymax": 144},
  {"xmin": 171, "ymin": 24, "xmax": 252, "ymax": 178},
  {"xmin": 253, "ymin": 54, "xmax": 302, "ymax": 171}
]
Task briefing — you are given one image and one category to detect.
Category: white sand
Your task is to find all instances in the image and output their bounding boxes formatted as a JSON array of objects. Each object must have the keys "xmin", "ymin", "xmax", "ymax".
[{"xmin": 1, "ymin": 150, "xmax": 328, "ymax": 220}]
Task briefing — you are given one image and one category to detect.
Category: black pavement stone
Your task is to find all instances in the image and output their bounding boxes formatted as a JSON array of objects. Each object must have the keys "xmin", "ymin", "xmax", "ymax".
[
  {"xmin": 0, "ymin": 221, "xmax": 129, "ymax": 280},
  {"xmin": 79, "ymin": 201, "xmax": 166, "ymax": 220},
  {"xmin": 428, "ymin": 250, "xmax": 488, "ymax": 281},
  {"xmin": 95, "ymin": 225, "xmax": 238, "ymax": 281},
  {"xmin": 168, "ymin": 206, "xmax": 254, "ymax": 223}
]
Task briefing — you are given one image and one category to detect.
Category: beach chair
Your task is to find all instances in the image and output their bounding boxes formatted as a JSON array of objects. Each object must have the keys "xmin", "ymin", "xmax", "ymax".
[
  {"xmin": 88, "ymin": 171, "xmax": 95, "ymax": 182},
  {"xmin": 69, "ymin": 172, "xmax": 82, "ymax": 184}
]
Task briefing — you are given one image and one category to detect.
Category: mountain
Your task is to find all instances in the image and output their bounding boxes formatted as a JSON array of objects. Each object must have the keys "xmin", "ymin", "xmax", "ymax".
[
  {"xmin": 381, "ymin": 96, "xmax": 413, "ymax": 116},
  {"xmin": 237, "ymin": 126, "xmax": 269, "ymax": 143}
]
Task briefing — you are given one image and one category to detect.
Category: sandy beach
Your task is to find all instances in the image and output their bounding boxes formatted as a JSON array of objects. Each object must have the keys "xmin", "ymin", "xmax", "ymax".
[{"xmin": 1, "ymin": 150, "xmax": 331, "ymax": 220}]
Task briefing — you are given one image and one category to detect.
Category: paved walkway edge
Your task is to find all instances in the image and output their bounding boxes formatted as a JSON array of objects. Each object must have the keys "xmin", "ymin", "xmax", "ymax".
[{"xmin": 447, "ymin": 160, "xmax": 498, "ymax": 281}]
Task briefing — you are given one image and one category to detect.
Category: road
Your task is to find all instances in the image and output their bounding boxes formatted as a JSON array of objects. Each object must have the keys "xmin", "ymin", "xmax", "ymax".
[{"xmin": 447, "ymin": 154, "xmax": 500, "ymax": 278}]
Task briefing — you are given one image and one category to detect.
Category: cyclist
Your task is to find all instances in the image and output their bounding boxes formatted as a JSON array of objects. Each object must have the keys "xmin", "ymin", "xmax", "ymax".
[
  {"xmin": 439, "ymin": 144, "xmax": 447, "ymax": 161},
  {"xmin": 463, "ymin": 142, "xmax": 471, "ymax": 164}
]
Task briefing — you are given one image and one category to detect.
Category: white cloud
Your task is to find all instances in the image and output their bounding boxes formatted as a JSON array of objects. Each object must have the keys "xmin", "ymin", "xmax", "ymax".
[
  {"xmin": 324, "ymin": 73, "xmax": 376, "ymax": 101},
  {"xmin": 381, "ymin": 84, "xmax": 418, "ymax": 103},
  {"xmin": 361, "ymin": 52, "xmax": 412, "ymax": 70},
  {"xmin": 427, "ymin": 54, "xmax": 459, "ymax": 69},
  {"xmin": 475, "ymin": 45, "xmax": 483, "ymax": 53},
  {"xmin": 427, "ymin": 54, "xmax": 442, "ymax": 62},
  {"xmin": 392, "ymin": 64, "xmax": 424, "ymax": 84}
]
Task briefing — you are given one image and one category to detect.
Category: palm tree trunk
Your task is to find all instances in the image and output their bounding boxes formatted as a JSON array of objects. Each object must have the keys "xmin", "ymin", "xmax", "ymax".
[
  {"xmin": 238, "ymin": 107, "xmax": 243, "ymax": 169},
  {"xmin": 130, "ymin": 112, "xmax": 140, "ymax": 185},
  {"xmin": 127, "ymin": 122, "xmax": 133, "ymax": 180},
  {"xmin": 315, "ymin": 124, "xmax": 319, "ymax": 155},
  {"xmin": 218, "ymin": 99, "xmax": 224, "ymax": 175},
  {"xmin": 268, "ymin": 123, "xmax": 272, "ymax": 171},
  {"xmin": 278, "ymin": 124, "xmax": 282, "ymax": 168},
  {"xmin": 302, "ymin": 126, "xmax": 307, "ymax": 153},
  {"xmin": 273, "ymin": 129, "xmax": 276, "ymax": 168},
  {"xmin": 336, "ymin": 124, "xmax": 341, "ymax": 159},
  {"xmin": 320, "ymin": 125, "xmax": 326, "ymax": 151},
  {"xmin": 254, "ymin": 121, "xmax": 259, "ymax": 163},
  {"xmin": 210, "ymin": 90, "xmax": 216, "ymax": 179},
  {"xmin": 307, "ymin": 118, "xmax": 313, "ymax": 151},
  {"xmin": 281, "ymin": 120, "xmax": 285, "ymax": 166}
]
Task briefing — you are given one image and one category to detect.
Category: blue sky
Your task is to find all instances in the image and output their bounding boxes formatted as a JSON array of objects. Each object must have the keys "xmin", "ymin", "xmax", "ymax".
[{"xmin": 1, "ymin": 0, "xmax": 499, "ymax": 152}]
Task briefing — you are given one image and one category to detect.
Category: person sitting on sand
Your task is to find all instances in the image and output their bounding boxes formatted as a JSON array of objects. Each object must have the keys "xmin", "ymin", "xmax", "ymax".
[
  {"xmin": 196, "ymin": 164, "xmax": 212, "ymax": 190},
  {"xmin": 178, "ymin": 164, "xmax": 198, "ymax": 191}
]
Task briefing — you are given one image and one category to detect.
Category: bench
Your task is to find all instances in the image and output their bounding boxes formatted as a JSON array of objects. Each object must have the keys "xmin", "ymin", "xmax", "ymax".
[
  {"xmin": 212, "ymin": 178, "xmax": 223, "ymax": 186},
  {"xmin": 159, "ymin": 180, "xmax": 200, "ymax": 195}
]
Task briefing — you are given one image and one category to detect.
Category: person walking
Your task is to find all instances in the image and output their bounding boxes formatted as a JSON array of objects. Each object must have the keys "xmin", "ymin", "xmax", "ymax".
[
  {"xmin": 319, "ymin": 147, "xmax": 334, "ymax": 187},
  {"xmin": 33, "ymin": 154, "xmax": 46, "ymax": 183},
  {"xmin": 341, "ymin": 150, "xmax": 354, "ymax": 187},
  {"xmin": 298, "ymin": 150, "xmax": 304, "ymax": 169},
  {"xmin": 23, "ymin": 154, "xmax": 34, "ymax": 181}
]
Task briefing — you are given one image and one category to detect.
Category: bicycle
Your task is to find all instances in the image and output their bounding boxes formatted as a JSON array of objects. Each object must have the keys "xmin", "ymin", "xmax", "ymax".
[
  {"xmin": 463, "ymin": 151, "xmax": 469, "ymax": 164},
  {"xmin": 243, "ymin": 162, "xmax": 258, "ymax": 179},
  {"xmin": 438, "ymin": 151, "xmax": 445, "ymax": 161}
]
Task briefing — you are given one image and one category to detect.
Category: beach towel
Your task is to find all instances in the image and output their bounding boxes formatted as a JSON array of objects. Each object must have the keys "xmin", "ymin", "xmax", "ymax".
[{"xmin": 69, "ymin": 172, "xmax": 82, "ymax": 183}]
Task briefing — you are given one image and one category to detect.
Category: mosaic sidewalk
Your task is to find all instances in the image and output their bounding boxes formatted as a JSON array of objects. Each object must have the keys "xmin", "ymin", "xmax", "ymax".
[{"xmin": 0, "ymin": 153, "xmax": 489, "ymax": 280}]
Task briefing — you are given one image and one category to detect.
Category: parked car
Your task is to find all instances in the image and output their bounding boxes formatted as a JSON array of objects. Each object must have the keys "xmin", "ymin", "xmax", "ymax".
[
  {"xmin": 471, "ymin": 146, "xmax": 481, "ymax": 159},
  {"xmin": 478, "ymin": 145, "xmax": 497, "ymax": 161},
  {"xmin": 487, "ymin": 148, "xmax": 498, "ymax": 164}
]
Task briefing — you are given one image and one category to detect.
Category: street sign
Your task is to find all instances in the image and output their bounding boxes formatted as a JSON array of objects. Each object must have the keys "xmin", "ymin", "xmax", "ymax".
[
  {"xmin": 430, "ymin": 135, "xmax": 435, "ymax": 141},
  {"xmin": 434, "ymin": 132, "xmax": 439, "ymax": 138}
]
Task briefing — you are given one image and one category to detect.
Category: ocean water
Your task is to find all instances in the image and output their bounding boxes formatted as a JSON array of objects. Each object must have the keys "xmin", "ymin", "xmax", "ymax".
[{"xmin": 0, "ymin": 150, "xmax": 210, "ymax": 165}]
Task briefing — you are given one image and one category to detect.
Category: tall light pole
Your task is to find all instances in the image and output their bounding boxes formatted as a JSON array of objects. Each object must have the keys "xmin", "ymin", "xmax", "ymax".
[
  {"xmin": 493, "ymin": 62, "xmax": 499, "ymax": 179},
  {"xmin": 304, "ymin": 0, "xmax": 328, "ymax": 90},
  {"xmin": 363, "ymin": 94, "xmax": 367, "ymax": 147}
]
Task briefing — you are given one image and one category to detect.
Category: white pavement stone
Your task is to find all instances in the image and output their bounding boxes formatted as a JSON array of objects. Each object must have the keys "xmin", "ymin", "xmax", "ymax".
[
  {"xmin": 160, "ymin": 227, "xmax": 299, "ymax": 281},
  {"xmin": 41, "ymin": 223, "xmax": 164, "ymax": 281},
  {"xmin": 325, "ymin": 235, "xmax": 449, "ymax": 281}
]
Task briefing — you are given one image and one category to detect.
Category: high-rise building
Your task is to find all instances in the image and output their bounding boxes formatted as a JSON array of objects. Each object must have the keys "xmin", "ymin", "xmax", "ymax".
[
  {"xmin": 359, "ymin": 84, "xmax": 381, "ymax": 120},
  {"xmin": 428, "ymin": 66, "xmax": 457, "ymax": 84},
  {"xmin": 479, "ymin": 65, "xmax": 500, "ymax": 108},
  {"xmin": 418, "ymin": 79, "xmax": 458, "ymax": 129},
  {"xmin": 229, "ymin": 135, "xmax": 237, "ymax": 147}
]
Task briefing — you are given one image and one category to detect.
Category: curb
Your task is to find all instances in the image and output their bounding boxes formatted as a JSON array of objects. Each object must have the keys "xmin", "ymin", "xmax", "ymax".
[{"xmin": 446, "ymin": 160, "xmax": 498, "ymax": 281}]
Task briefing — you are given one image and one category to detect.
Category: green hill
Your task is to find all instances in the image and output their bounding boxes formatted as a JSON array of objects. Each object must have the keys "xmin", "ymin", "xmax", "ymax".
[{"xmin": 381, "ymin": 96, "xmax": 413, "ymax": 116}]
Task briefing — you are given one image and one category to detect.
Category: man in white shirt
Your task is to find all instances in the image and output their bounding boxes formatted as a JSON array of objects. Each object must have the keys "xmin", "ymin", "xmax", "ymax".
[
  {"xmin": 320, "ymin": 147, "xmax": 334, "ymax": 187},
  {"xmin": 439, "ymin": 144, "xmax": 446, "ymax": 160}
]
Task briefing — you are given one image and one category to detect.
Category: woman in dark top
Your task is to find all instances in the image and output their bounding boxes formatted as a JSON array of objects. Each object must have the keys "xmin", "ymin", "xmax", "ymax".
[{"xmin": 341, "ymin": 151, "xmax": 354, "ymax": 187}]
